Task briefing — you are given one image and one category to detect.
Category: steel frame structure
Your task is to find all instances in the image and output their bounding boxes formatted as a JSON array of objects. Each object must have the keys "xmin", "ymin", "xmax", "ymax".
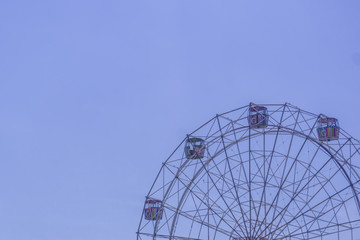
[{"xmin": 136, "ymin": 103, "xmax": 360, "ymax": 240}]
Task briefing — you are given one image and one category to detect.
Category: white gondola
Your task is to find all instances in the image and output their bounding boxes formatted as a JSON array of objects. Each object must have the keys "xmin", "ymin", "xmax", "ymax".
[{"xmin": 184, "ymin": 137, "xmax": 205, "ymax": 159}]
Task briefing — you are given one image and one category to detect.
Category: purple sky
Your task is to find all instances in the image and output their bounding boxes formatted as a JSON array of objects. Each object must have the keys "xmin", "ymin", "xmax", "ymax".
[{"xmin": 0, "ymin": 1, "xmax": 360, "ymax": 239}]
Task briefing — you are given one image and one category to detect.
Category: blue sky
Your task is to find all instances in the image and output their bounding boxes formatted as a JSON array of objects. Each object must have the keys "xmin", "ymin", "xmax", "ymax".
[{"xmin": 0, "ymin": 1, "xmax": 360, "ymax": 239}]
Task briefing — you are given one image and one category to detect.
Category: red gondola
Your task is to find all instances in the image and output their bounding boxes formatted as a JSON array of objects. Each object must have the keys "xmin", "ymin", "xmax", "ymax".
[
  {"xmin": 248, "ymin": 105, "xmax": 269, "ymax": 128},
  {"xmin": 317, "ymin": 117, "xmax": 340, "ymax": 141},
  {"xmin": 144, "ymin": 199, "xmax": 163, "ymax": 221}
]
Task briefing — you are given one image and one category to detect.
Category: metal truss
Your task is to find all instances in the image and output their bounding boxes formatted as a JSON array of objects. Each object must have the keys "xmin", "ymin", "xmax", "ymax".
[{"xmin": 136, "ymin": 103, "xmax": 360, "ymax": 240}]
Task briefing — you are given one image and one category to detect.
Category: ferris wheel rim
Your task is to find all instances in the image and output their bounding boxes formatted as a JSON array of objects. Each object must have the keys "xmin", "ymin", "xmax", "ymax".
[
  {"xmin": 165, "ymin": 129, "xmax": 360, "ymax": 238},
  {"xmin": 137, "ymin": 103, "xmax": 360, "ymax": 240}
]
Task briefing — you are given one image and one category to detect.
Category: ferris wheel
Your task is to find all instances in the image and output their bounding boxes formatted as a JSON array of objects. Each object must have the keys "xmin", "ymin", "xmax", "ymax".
[{"xmin": 136, "ymin": 103, "xmax": 360, "ymax": 240}]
